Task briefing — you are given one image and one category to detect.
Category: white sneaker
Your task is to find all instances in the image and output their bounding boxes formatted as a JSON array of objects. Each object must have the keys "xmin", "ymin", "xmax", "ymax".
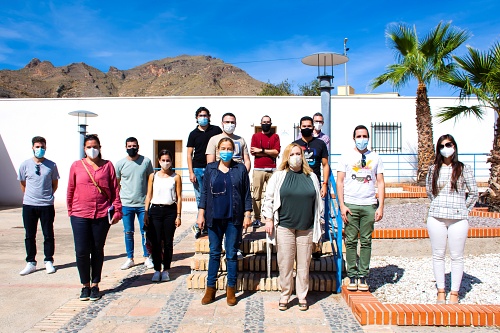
[
  {"xmin": 19, "ymin": 262, "xmax": 36, "ymax": 276},
  {"xmin": 45, "ymin": 261, "xmax": 56, "ymax": 274},
  {"xmin": 161, "ymin": 271, "xmax": 170, "ymax": 282},
  {"xmin": 121, "ymin": 258, "xmax": 135, "ymax": 270},
  {"xmin": 152, "ymin": 271, "xmax": 161, "ymax": 282},
  {"xmin": 144, "ymin": 257, "xmax": 154, "ymax": 269}
]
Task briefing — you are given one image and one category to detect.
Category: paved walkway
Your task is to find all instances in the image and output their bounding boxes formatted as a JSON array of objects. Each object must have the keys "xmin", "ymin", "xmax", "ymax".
[{"xmin": 1, "ymin": 204, "xmax": 498, "ymax": 333}]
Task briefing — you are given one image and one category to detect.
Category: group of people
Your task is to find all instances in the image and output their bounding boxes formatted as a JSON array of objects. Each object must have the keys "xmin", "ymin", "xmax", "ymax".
[{"xmin": 17, "ymin": 105, "xmax": 478, "ymax": 308}]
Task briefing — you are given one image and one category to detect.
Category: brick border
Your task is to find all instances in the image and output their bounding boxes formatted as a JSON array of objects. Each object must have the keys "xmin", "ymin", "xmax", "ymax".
[
  {"xmin": 341, "ymin": 287, "xmax": 500, "ymax": 326},
  {"xmin": 372, "ymin": 227, "xmax": 500, "ymax": 239}
]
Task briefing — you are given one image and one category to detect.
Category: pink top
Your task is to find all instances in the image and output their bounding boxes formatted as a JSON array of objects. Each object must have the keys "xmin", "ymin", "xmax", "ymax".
[{"xmin": 67, "ymin": 159, "xmax": 123, "ymax": 220}]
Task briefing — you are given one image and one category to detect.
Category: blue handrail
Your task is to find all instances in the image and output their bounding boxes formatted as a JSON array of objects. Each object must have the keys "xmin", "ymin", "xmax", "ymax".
[{"xmin": 325, "ymin": 170, "xmax": 344, "ymax": 294}]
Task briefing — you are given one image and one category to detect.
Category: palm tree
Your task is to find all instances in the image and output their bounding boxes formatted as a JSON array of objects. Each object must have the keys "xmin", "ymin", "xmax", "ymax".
[
  {"xmin": 370, "ymin": 22, "xmax": 470, "ymax": 184},
  {"xmin": 437, "ymin": 42, "xmax": 500, "ymax": 211}
]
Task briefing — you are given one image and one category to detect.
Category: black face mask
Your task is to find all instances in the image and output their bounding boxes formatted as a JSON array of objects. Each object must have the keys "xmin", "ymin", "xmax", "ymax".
[
  {"xmin": 261, "ymin": 124, "xmax": 271, "ymax": 132},
  {"xmin": 127, "ymin": 148, "xmax": 138, "ymax": 157},
  {"xmin": 301, "ymin": 128, "xmax": 313, "ymax": 138}
]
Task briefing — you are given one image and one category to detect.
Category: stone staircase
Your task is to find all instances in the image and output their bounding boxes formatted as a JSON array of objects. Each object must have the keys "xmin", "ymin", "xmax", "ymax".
[{"xmin": 186, "ymin": 228, "xmax": 339, "ymax": 292}]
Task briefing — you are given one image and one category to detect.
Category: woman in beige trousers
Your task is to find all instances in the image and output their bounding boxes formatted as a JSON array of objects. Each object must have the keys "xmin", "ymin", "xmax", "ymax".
[{"xmin": 261, "ymin": 143, "xmax": 323, "ymax": 311}]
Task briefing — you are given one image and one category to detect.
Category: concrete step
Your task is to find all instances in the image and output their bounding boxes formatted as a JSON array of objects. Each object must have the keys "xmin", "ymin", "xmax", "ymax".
[
  {"xmin": 186, "ymin": 271, "xmax": 338, "ymax": 292},
  {"xmin": 194, "ymin": 237, "xmax": 334, "ymax": 255},
  {"xmin": 190, "ymin": 253, "xmax": 338, "ymax": 273}
]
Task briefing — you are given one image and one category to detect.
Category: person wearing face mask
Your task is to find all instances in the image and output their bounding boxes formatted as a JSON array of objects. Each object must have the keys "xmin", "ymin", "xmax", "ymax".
[
  {"xmin": 250, "ymin": 115, "xmax": 281, "ymax": 228},
  {"xmin": 293, "ymin": 116, "xmax": 330, "ymax": 198},
  {"xmin": 337, "ymin": 125, "xmax": 385, "ymax": 292},
  {"xmin": 197, "ymin": 138, "xmax": 252, "ymax": 306},
  {"xmin": 261, "ymin": 143, "xmax": 323, "ymax": 311},
  {"xmin": 67, "ymin": 134, "xmax": 122, "ymax": 301},
  {"xmin": 144, "ymin": 149, "xmax": 182, "ymax": 283},
  {"xmin": 186, "ymin": 107, "xmax": 222, "ymax": 239},
  {"xmin": 206, "ymin": 112, "xmax": 251, "ymax": 172},
  {"xmin": 115, "ymin": 137, "xmax": 154, "ymax": 270},
  {"xmin": 296, "ymin": 112, "xmax": 330, "ymax": 147},
  {"xmin": 18, "ymin": 136, "xmax": 60, "ymax": 276},
  {"xmin": 426, "ymin": 134, "xmax": 478, "ymax": 304}
]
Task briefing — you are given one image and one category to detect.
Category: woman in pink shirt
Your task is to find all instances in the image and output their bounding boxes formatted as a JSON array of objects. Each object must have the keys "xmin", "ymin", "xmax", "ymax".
[{"xmin": 67, "ymin": 134, "xmax": 122, "ymax": 301}]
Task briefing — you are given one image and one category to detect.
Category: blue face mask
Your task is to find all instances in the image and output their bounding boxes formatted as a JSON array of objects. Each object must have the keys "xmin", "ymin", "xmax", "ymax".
[
  {"xmin": 355, "ymin": 138, "xmax": 369, "ymax": 151},
  {"xmin": 219, "ymin": 150, "xmax": 234, "ymax": 162},
  {"xmin": 198, "ymin": 117, "xmax": 209, "ymax": 126},
  {"xmin": 33, "ymin": 148, "xmax": 46, "ymax": 159}
]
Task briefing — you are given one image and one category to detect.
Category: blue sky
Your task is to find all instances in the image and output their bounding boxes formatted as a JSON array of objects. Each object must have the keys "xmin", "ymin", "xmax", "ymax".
[{"xmin": 1, "ymin": 0, "xmax": 499, "ymax": 96}]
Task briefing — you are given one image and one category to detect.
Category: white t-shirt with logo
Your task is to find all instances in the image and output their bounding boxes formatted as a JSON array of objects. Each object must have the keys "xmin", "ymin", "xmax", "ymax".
[{"xmin": 337, "ymin": 149, "xmax": 384, "ymax": 205}]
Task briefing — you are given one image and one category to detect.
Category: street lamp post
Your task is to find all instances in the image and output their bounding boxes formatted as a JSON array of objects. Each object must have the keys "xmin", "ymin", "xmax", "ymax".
[{"xmin": 68, "ymin": 110, "xmax": 98, "ymax": 159}]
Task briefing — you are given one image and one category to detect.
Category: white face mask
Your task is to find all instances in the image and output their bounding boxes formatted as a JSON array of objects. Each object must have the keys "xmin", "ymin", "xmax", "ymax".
[
  {"xmin": 314, "ymin": 122, "xmax": 323, "ymax": 131},
  {"xmin": 223, "ymin": 123, "xmax": 236, "ymax": 134},
  {"xmin": 160, "ymin": 161, "xmax": 171, "ymax": 170},
  {"xmin": 289, "ymin": 155, "xmax": 303, "ymax": 169},
  {"xmin": 440, "ymin": 147, "xmax": 455, "ymax": 158},
  {"xmin": 86, "ymin": 148, "xmax": 99, "ymax": 159}
]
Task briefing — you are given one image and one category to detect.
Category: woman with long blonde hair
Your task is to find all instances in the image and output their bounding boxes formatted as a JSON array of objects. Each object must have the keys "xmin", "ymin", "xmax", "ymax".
[{"xmin": 261, "ymin": 143, "xmax": 323, "ymax": 311}]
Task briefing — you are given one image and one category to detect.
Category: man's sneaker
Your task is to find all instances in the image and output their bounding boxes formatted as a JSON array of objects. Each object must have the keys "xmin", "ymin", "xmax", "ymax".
[
  {"xmin": 237, "ymin": 250, "xmax": 244, "ymax": 260},
  {"xmin": 45, "ymin": 261, "xmax": 56, "ymax": 274},
  {"xmin": 152, "ymin": 271, "xmax": 161, "ymax": 282},
  {"xmin": 80, "ymin": 286, "xmax": 91, "ymax": 301},
  {"xmin": 346, "ymin": 277, "xmax": 358, "ymax": 291},
  {"xmin": 89, "ymin": 286, "xmax": 101, "ymax": 301},
  {"xmin": 144, "ymin": 257, "xmax": 154, "ymax": 269},
  {"xmin": 19, "ymin": 262, "xmax": 36, "ymax": 276},
  {"xmin": 161, "ymin": 271, "xmax": 170, "ymax": 282},
  {"xmin": 358, "ymin": 277, "xmax": 369, "ymax": 291},
  {"xmin": 191, "ymin": 224, "xmax": 201, "ymax": 239},
  {"xmin": 120, "ymin": 258, "xmax": 135, "ymax": 270}
]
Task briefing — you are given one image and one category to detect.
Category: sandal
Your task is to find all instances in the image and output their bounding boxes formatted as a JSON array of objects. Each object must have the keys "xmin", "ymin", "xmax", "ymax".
[
  {"xmin": 298, "ymin": 302, "xmax": 309, "ymax": 311},
  {"xmin": 449, "ymin": 291, "xmax": 459, "ymax": 304},
  {"xmin": 436, "ymin": 290, "xmax": 446, "ymax": 304},
  {"xmin": 278, "ymin": 302, "xmax": 288, "ymax": 311}
]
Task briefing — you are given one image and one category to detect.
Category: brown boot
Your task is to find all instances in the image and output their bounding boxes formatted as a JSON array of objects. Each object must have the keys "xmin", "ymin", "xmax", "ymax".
[
  {"xmin": 226, "ymin": 286, "xmax": 237, "ymax": 306},
  {"xmin": 201, "ymin": 286, "xmax": 216, "ymax": 305}
]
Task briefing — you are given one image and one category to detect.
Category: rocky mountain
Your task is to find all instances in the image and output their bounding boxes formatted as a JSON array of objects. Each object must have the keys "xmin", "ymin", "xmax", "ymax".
[{"xmin": 0, "ymin": 55, "xmax": 265, "ymax": 98}]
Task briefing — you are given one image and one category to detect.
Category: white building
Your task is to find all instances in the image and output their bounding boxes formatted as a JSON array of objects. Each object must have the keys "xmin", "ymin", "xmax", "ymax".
[{"xmin": 0, "ymin": 95, "xmax": 493, "ymax": 205}]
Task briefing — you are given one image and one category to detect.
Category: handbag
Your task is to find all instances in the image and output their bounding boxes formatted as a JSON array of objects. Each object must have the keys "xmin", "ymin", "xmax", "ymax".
[{"xmin": 81, "ymin": 159, "xmax": 114, "ymax": 218}]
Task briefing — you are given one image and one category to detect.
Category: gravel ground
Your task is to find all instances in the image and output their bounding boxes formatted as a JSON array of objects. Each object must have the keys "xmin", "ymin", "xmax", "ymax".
[
  {"xmin": 376, "ymin": 199, "xmax": 500, "ymax": 228},
  {"xmin": 369, "ymin": 253, "xmax": 500, "ymax": 305}
]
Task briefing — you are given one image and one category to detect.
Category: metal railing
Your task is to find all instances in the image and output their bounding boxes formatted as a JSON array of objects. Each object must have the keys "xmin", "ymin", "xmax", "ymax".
[{"xmin": 329, "ymin": 153, "xmax": 490, "ymax": 183}]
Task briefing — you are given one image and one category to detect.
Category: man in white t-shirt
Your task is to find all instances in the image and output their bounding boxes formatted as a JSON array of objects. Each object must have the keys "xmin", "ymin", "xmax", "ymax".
[{"xmin": 336, "ymin": 125, "xmax": 385, "ymax": 292}]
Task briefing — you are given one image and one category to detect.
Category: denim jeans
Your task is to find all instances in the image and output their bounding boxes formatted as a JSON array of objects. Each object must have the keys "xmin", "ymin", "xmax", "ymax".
[
  {"xmin": 192, "ymin": 168, "xmax": 205, "ymax": 207},
  {"xmin": 22, "ymin": 205, "xmax": 55, "ymax": 263},
  {"xmin": 122, "ymin": 206, "xmax": 148, "ymax": 258},
  {"xmin": 148, "ymin": 204, "xmax": 177, "ymax": 271},
  {"xmin": 344, "ymin": 203, "xmax": 376, "ymax": 278},
  {"xmin": 207, "ymin": 219, "xmax": 242, "ymax": 288},
  {"xmin": 70, "ymin": 216, "xmax": 110, "ymax": 284}
]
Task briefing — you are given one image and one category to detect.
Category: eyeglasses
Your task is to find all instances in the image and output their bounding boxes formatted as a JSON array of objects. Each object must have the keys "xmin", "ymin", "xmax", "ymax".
[
  {"xmin": 35, "ymin": 164, "xmax": 41, "ymax": 176},
  {"xmin": 438, "ymin": 142, "xmax": 454, "ymax": 149},
  {"xmin": 361, "ymin": 154, "xmax": 366, "ymax": 168},
  {"xmin": 210, "ymin": 179, "xmax": 227, "ymax": 196}
]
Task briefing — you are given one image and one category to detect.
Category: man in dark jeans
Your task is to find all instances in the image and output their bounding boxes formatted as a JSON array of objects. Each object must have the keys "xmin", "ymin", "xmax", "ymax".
[{"xmin": 18, "ymin": 136, "xmax": 60, "ymax": 275}]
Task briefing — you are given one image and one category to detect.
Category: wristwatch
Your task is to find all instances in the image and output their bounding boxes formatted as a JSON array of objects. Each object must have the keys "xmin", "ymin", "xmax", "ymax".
[{"xmin": 261, "ymin": 148, "xmax": 265, "ymax": 153}]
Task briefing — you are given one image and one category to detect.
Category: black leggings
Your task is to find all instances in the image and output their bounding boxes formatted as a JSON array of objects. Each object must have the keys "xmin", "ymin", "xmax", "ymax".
[
  {"xmin": 70, "ymin": 216, "xmax": 110, "ymax": 284},
  {"xmin": 148, "ymin": 204, "xmax": 177, "ymax": 271}
]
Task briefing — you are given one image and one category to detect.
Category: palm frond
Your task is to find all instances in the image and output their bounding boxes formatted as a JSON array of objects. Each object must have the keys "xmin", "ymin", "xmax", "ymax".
[{"xmin": 436, "ymin": 105, "xmax": 485, "ymax": 123}]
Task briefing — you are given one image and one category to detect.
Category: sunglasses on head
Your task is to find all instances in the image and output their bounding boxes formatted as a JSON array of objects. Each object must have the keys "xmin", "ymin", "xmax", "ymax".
[
  {"xmin": 438, "ymin": 142, "xmax": 453, "ymax": 149},
  {"xmin": 35, "ymin": 164, "xmax": 40, "ymax": 176},
  {"xmin": 361, "ymin": 154, "xmax": 366, "ymax": 168}
]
